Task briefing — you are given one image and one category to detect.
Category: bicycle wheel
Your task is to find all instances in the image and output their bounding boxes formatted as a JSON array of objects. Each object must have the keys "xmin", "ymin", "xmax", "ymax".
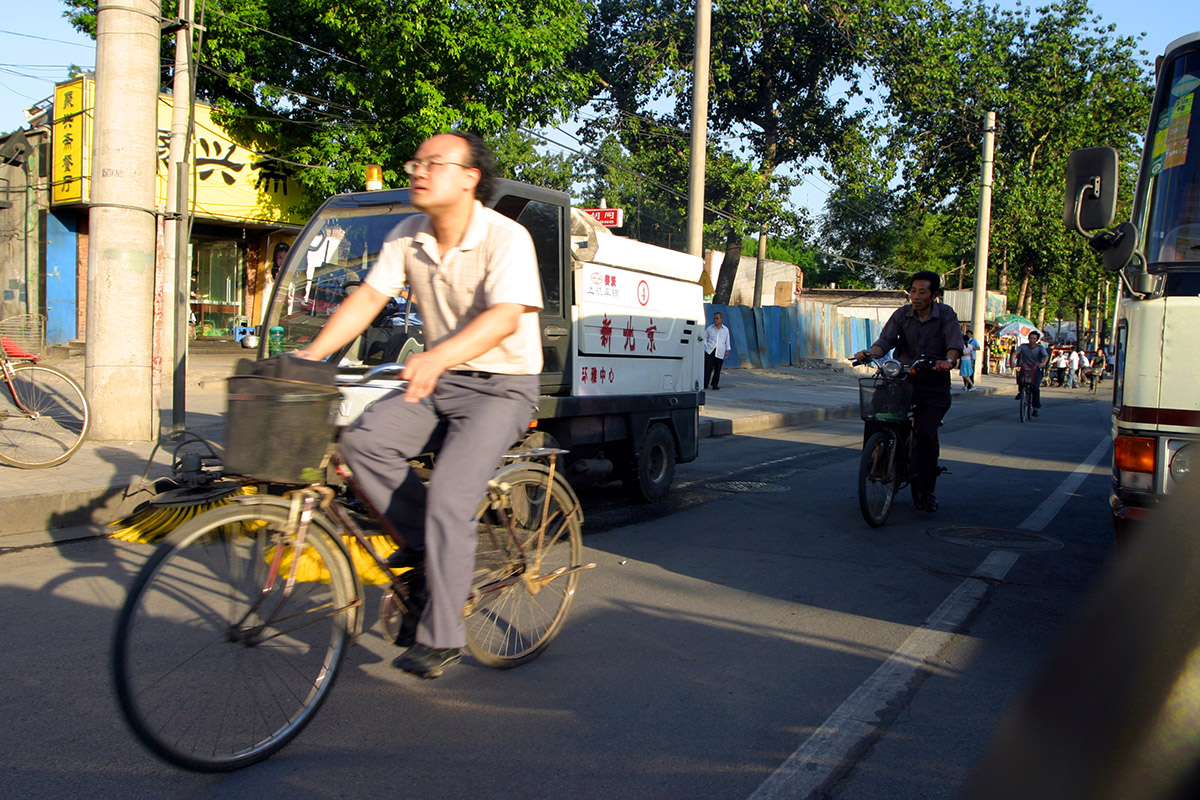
[
  {"xmin": 1019, "ymin": 387, "xmax": 1030, "ymax": 422},
  {"xmin": 858, "ymin": 431, "xmax": 898, "ymax": 527},
  {"xmin": 113, "ymin": 499, "xmax": 356, "ymax": 772},
  {"xmin": 0, "ymin": 363, "xmax": 89, "ymax": 468},
  {"xmin": 465, "ymin": 463, "xmax": 583, "ymax": 668}
]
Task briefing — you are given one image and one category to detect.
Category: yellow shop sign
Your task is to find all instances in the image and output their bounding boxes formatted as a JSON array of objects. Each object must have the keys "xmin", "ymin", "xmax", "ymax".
[{"xmin": 52, "ymin": 77, "xmax": 310, "ymax": 226}]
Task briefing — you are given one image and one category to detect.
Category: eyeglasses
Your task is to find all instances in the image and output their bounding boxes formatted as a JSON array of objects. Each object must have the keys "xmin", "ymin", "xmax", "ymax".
[{"xmin": 403, "ymin": 158, "xmax": 471, "ymax": 175}]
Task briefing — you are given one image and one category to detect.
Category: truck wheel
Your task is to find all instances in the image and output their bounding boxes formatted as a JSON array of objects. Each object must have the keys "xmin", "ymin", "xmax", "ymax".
[{"xmin": 625, "ymin": 423, "xmax": 675, "ymax": 503}]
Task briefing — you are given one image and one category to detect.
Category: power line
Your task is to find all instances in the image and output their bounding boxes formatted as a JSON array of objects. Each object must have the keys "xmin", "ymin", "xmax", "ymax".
[
  {"xmin": 205, "ymin": 8, "xmax": 366, "ymax": 69},
  {"xmin": 0, "ymin": 29, "xmax": 96, "ymax": 49}
]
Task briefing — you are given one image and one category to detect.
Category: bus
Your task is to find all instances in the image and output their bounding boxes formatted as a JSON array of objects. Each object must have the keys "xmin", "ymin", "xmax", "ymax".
[{"xmin": 1065, "ymin": 30, "xmax": 1200, "ymax": 542}]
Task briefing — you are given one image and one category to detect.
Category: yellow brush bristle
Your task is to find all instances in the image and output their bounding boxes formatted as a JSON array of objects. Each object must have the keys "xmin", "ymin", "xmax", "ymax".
[{"xmin": 109, "ymin": 486, "xmax": 256, "ymax": 544}]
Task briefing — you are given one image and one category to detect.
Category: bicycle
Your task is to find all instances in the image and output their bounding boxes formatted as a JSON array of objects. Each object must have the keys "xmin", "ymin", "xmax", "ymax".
[
  {"xmin": 852, "ymin": 355, "xmax": 938, "ymax": 527},
  {"xmin": 0, "ymin": 314, "xmax": 90, "ymax": 468},
  {"xmin": 111, "ymin": 364, "xmax": 589, "ymax": 772},
  {"xmin": 1016, "ymin": 364, "xmax": 1039, "ymax": 423}
]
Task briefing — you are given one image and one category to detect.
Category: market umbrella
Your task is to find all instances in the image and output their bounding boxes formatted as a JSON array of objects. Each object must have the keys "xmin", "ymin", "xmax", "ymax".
[
  {"xmin": 995, "ymin": 320, "xmax": 1041, "ymax": 339},
  {"xmin": 995, "ymin": 313, "xmax": 1037, "ymax": 328}
]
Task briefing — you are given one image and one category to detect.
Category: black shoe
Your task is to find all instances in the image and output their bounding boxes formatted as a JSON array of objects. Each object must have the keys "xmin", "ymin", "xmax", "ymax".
[
  {"xmin": 392, "ymin": 644, "xmax": 462, "ymax": 679},
  {"xmin": 1032, "ymin": 409, "xmax": 1039, "ymax": 417},
  {"xmin": 1014, "ymin": 393, "xmax": 1021, "ymax": 400},
  {"xmin": 919, "ymin": 494, "xmax": 938, "ymax": 512},
  {"xmin": 711, "ymin": 385, "xmax": 720, "ymax": 390},
  {"xmin": 385, "ymin": 547, "xmax": 425, "ymax": 569}
]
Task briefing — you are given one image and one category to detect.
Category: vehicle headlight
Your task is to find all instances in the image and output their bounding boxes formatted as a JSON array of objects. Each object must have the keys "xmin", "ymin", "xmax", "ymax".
[
  {"xmin": 1170, "ymin": 443, "xmax": 1198, "ymax": 484},
  {"xmin": 881, "ymin": 359, "xmax": 904, "ymax": 379}
]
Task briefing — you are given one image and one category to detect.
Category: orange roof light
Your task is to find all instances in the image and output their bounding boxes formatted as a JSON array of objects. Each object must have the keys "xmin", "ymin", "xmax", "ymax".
[{"xmin": 364, "ymin": 164, "xmax": 383, "ymax": 191}]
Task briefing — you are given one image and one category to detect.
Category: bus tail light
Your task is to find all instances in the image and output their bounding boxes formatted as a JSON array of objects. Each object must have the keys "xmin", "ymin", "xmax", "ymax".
[{"xmin": 1115, "ymin": 435, "xmax": 1156, "ymax": 491}]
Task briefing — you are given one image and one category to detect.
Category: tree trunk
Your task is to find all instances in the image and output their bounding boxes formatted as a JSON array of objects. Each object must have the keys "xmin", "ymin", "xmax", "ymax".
[
  {"xmin": 997, "ymin": 250, "xmax": 1009, "ymax": 308},
  {"xmin": 1015, "ymin": 260, "xmax": 1033, "ymax": 317},
  {"xmin": 1036, "ymin": 282, "xmax": 1047, "ymax": 330},
  {"xmin": 711, "ymin": 228, "xmax": 743, "ymax": 306}
]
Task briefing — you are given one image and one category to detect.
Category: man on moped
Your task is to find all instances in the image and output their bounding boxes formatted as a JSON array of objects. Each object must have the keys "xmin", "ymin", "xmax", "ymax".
[{"xmin": 853, "ymin": 270, "xmax": 964, "ymax": 513}]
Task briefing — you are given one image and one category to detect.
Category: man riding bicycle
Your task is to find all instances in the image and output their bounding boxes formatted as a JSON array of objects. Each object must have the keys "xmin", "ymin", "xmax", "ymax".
[
  {"xmin": 1013, "ymin": 331, "xmax": 1049, "ymax": 416},
  {"xmin": 296, "ymin": 132, "xmax": 543, "ymax": 679},
  {"xmin": 853, "ymin": 270, "xmax": 963, "ymax": 513}
]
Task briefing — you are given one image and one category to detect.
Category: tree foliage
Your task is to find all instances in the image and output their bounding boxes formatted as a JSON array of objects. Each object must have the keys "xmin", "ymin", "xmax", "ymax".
[
  {"xmin": 62, "ymin": 0, "xmax": 592, "ymax": 202},
  {"xmin": 829, "ymin": 0, "xmax": 1151, "ymax": 317},
  {"xmin": 572, "ymin": 0, "xmax": 865, "ymax": 301}
]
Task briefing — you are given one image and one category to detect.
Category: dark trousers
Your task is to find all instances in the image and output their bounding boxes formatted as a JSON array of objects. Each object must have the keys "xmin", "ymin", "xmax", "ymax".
[
  {"xmin": 339, "ymin": 373, "xmax": 537, "ymax": 650},
  {"xmin": 910, "ymin": 373, "xmax": 952, "ymax": 499},
  {"xmin": 1018, "ymin": 368, "xmax": 1043, "ymax": 408},
  {"xmin": 704, "ymin": 351, "xmax": 725, "ymax": 389}
]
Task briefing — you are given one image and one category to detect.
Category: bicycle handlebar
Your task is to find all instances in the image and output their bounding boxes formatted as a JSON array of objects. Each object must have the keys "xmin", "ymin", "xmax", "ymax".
[{"xmin": 354, "ymin": 363, "xmax": 406, "ymax": 383}]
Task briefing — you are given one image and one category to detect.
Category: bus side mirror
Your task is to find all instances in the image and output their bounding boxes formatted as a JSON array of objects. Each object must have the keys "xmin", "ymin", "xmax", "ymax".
[{"xmin": 1064, "ymin": 147, "xmax": 1119, "ymax": 234}]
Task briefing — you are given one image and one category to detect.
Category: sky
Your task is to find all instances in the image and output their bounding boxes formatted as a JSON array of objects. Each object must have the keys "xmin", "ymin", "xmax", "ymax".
[{"xmin": 1, "ymin": 1, "xmax": 1195, "ymax": 215}]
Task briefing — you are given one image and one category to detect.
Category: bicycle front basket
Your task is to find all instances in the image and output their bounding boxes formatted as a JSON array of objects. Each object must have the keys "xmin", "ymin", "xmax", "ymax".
[
  {"xmin": 223, "ymin": 375, "xmax": 341, "ymax": 483},
  {"xmin": 859, "ymin": 376, "xmax": 913, "ymax": 423}
]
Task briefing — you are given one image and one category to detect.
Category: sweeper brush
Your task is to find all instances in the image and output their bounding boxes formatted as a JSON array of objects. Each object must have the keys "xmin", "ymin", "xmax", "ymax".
[{"xmin": 109, "ymin": 482, "xmax": 257, "ymax": 543}]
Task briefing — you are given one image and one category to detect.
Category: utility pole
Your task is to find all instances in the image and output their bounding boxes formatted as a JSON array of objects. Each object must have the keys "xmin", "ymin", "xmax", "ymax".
[
  {"xmin": 753, "ymin": 226, "xmax": 767, "ymax": 307},
  {"xmin": 86, "ymin": 0, "xmax": 162, "ymax": 440},
  {"xmin": 164, "ymin": 0, "xmax": 194, "ymax": 429},
  {"xmin": 970, "ymin": 111, "xmax": 996, "ymax": 382},
  {"xmin": 685, "ymin": 0, "xmax": 711, "ymax": 258}
]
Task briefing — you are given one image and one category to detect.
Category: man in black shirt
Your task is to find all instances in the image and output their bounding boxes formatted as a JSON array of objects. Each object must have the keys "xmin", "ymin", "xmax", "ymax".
[{"xmin": 854, "ymin": 271, "xmax": 964, "ymax": 512}]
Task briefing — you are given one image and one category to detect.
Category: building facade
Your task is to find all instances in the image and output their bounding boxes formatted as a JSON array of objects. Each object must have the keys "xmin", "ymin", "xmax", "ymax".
[{"xmin": 0, "ymin": 75, "xmax": 314, "ymax": 346}]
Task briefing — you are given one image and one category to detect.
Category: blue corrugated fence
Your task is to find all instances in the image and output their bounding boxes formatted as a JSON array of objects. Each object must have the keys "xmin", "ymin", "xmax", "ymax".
[{"xmin": 704, "ymin": 302, "xmax": 883, "ymax": 368}]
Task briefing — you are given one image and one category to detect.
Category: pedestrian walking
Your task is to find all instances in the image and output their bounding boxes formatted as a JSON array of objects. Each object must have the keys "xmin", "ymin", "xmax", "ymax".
[
  {"xmin": 703, "ymin": 312, "xmax": 731, "ymax": 390},
  {"xmin": 1067, "ymin": 348, "xmax": 1080, "ymax": 388},
  {"xmin": 960, "ymin": 324, "xmax": 980, "ymax": 391},
  {"xmin": 1053, "ymin": 350, "xmax": 1069, "ymax": 386}
]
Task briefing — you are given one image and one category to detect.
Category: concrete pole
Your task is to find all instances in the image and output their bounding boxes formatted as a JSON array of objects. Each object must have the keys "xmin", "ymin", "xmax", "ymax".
[
  {"xmin": 86, "ymin": 0, "xmax": 162, "ymax": 440},
  {"xmin": 754, "ymin": 226, "xmax": 767, "ymax": 307},
  {"xmin": 685, "ymin": 0, "xmax": 711, "ymax": 257},
  {"xmin": 164, "ymin": 0, "xmax": 193, "ymax": 429},
  {"xmin": 970, "ymin": 111, "xmax": 996, "ymax": 382}
]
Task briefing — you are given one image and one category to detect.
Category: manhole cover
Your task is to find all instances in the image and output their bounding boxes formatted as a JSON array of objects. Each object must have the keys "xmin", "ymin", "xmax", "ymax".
[
  {"xmin": 706, "ymin": 480, "xmax": 790, "ymax": 493},
  {"xmin": 928, "ymin": 526, "xmax": 1063, "ymax": 551}
]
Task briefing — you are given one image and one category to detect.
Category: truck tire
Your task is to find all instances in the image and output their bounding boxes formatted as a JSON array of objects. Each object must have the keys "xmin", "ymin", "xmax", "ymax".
[{"xmin": 625, "ymin": 422, "xmax": 676, "ymax": 503}]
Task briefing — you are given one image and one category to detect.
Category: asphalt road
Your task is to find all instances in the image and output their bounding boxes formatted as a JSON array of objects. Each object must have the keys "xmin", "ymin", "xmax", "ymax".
[{"xmin": 0, "ymin": 388, "xmax": 1115, "ymax": 799}]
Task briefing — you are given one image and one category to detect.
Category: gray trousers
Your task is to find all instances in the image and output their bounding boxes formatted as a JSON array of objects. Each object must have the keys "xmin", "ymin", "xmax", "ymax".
[{"xmin": 339, "ymin": 373, "xmax": 538, "ymax": 649}]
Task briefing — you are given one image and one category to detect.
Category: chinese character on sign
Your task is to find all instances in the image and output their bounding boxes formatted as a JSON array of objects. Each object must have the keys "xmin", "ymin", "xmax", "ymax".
[
  {"xmin": 580, "ymin": 366, "xmax": 589, "ymax": 384},
  {"xmin": 645, "ymin": 319, "xmax": 657, "ymax": 352},
  {"xmin": 63, "ymin": 90, "xmax": 76, "ymax": 110},
  {"xmin": 590, "ymin": 367, "xmax": 598, "ymax": 383},
  {"xmin": 600, "ymin": 315, "xmax": 612, "ymax": 350},
  {"xmin": 623, "ymin": 316, "xmax": 636, "ymax": 351},
  {"xmin": 252, "ymin": 155, "xmax": 293, "ymax": 194},
  {"xmin": 196, "ymin": 138, "xmax": 245, "ymax": 185}
]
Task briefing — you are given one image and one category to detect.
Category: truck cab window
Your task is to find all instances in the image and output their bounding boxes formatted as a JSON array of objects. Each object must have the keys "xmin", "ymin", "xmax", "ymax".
[{"xmin": 494, "ymin": 196, "xmax": 562, "ymax": 315}]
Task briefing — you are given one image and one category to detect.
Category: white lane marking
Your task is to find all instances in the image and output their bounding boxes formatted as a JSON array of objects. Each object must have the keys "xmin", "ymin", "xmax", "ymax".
[
  {"xmin": 1017, "ymin": 436, "xmax": 1111, "ymax": 531},
  {"xmin": 748, "ymin": 551, "xmax": 1019, "ymax": 800},
  {"xmin": 749, "ymin": 436, "xmax": 1111, "ymax": 799}
]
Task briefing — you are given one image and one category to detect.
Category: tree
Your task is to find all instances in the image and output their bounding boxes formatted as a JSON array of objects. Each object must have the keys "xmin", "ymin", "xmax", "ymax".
[
  {"xmin": 573, "ymin": 0, "xmax": 865, "ymax": 301},
  {"xmin": 63, "ymin": 0, "xmax": 593, "ymax": 204},
  {"xmin": 846, "ymin": 0, "xmax": 1152, "ymax": 315}
]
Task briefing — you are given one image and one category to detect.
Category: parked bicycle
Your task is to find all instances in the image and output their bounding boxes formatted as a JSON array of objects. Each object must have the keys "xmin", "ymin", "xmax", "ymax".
[
  {"xmin": 1016, "ymin": 364, "xmax": 1039, "ymax": 423},
  {"xmin": 852, "ymin": 355, "xmax": 938, "ymax": 527},
  {"xmin": 0, "ymin": 314, "xmax": 90, "ymax": 468},
  {"xmin": 112, "ymin": 364, "xmax": 590, "ymax": 772}
]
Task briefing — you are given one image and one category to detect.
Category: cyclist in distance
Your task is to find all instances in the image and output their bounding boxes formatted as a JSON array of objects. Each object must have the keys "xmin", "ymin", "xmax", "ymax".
[
  {"xmin": 295, "ymin": 131, "xmax": 543, "ymax": 679},
  {"xmin": 1013, "ymin": 331, "xmax": 1050, "ymax": 416},
  {"xmin": 853, "ymin": 270, "xmax": 964, "ymax": 513}
]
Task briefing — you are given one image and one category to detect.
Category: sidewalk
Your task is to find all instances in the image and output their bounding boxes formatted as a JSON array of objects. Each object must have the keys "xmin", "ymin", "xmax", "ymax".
[{"xmin": 1, "ymin": 344, "xmax": 1000, "ymax": 538}]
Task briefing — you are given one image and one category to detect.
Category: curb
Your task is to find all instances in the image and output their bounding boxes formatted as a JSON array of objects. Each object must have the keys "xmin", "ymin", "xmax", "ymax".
[{"xmin": 3, "ymin": 384, "xmax": 1001, "ymax": 539}]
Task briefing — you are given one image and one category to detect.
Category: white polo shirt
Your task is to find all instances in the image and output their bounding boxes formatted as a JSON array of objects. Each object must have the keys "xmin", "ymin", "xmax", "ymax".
[{"xmin": 365, "ymin": 202, "xmax": 543, "ymax": 375}]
